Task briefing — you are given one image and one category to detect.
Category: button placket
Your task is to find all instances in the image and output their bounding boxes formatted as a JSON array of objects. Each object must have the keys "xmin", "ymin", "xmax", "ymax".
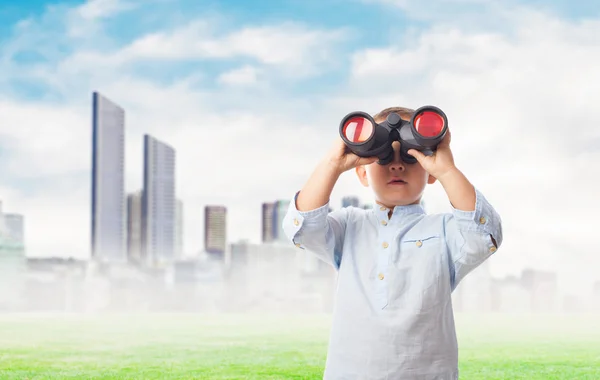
[{"xmin": 375, "ymin": 218, "xmax": 392, "ymax": 308}]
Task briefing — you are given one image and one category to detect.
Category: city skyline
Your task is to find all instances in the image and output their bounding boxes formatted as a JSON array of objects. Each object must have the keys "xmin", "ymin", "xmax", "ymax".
[{"xmin": 1, "ymin": 86, "xmax": 598, "ymax": 300}]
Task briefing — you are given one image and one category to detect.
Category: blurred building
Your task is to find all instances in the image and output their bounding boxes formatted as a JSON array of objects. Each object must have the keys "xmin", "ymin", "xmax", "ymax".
[
  {"xmin": 175, "ymin": 199, "xmax": 184, "ymax": 258},
  {"xmin": 342, "ymin": 196, "xmax": 360, "ymax": 208},
  {"xmin": 261, "ymin": 202, "xmax": 275, "ymax": 243},
  {"xmin": 490, "ymin": 275, "xmax": 530, "ymax": 313},
  {"xmin": 1, "ymin": 213, "xmax": 25, "ymax": 251},
  {"xmin": 205, "ymin": 205, "xmax": 227, "ymax": 259},
  {"xmin": 127, "ymin": 191, "xmax": 143, "ymax": 264},
  {"xmin": 225, "ymin": 241, "xmax": 336, "ymax": 313},
  {"xmin": 0, "ymin": 201, "xmax": 26, "ymax": 311},
  {"xmin": 25, "ymin": 258, "xmax": 105, "ymax": 313},
  {"xmin": 452, "ymin": 260, "xmax": 493, "ymax": 312},
  {"xmin": 521, "ymin": 269, "xmax": 558, "ymax": 313},
  {"xmin": 142, "ymin": 134, "xmax": 177, "ymax": 267},
  {"xmin": 91, "ymin": 91, "xmax": 126, "ymax": 263}
]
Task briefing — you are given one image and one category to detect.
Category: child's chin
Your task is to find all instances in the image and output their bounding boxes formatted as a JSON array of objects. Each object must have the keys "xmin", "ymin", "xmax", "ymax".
[{"xmin": 382, "ymin": 194, "xmax": 414, "ymax": 205}]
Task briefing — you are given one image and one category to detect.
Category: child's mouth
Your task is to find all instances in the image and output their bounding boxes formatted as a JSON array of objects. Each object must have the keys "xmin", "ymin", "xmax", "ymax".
[{"xmin": 388, "ymin": 179, "xmax": 406, "ymax": 185}]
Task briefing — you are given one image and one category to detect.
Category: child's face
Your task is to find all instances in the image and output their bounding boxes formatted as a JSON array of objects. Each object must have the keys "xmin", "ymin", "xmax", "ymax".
[{"xmin": 355, "ymin": 118, "xmax": 436, "ymax": 208}]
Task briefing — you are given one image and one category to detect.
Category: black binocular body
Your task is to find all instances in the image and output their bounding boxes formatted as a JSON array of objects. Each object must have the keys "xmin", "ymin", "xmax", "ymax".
[{"xmin": 339, "ymin": 105, "xmax": 448, "ymax": 165}]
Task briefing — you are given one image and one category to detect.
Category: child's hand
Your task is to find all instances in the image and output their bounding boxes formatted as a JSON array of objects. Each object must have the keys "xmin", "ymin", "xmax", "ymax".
[
  {"xmin": 326, "ymin": 138, "xmax": 379, "ymax": 175},
  {"xmin": 407, "ymin": 129, "xmax": 457, "ymax": 180}
]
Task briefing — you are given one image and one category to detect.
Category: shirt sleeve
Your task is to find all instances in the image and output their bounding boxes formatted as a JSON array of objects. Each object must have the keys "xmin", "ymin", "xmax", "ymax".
[
  {"xmin": 443, "ymin": 187, "xmax": 503, "ymax": 290},
  {"xmin": 281, "ymin": 191, "xmax": 349, "ymax": 269}
]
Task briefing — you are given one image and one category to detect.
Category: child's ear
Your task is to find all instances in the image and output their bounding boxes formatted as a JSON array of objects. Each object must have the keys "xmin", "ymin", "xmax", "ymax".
[
  {"xmin": 427, "ymin": 174, "xmax": 437, "ymax": 185},
  {"xmin": 356, "ymin": 165, "xmax": 369, "ymax": 187}
]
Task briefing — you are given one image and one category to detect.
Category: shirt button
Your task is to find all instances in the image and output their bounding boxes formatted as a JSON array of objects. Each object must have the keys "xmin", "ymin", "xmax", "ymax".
[
  {"xmin": 382, "ymin": 242, "xmax": 389, "ymax": 248},
  {"xmin": 378, "ymin": 273, "xmax": 385, "ymax": 280},
  {"xmin": 489, "ymin": 246, "xmax": 497, "ymax": 253},
  {"xmin": 416, "ymin": 240, "xmax": 423, "ymax": 247},
  {"xmin": 295, "ymin": 243, "xmax": 301, "ymax": 248},
  {"xmin": 379, "ymin": 206, "xmax": 386, "ymax": 211},
  {"xmin": 293, "ymin": 218, "xmax": 299, "ymax": 226},
  {"xmin": 381, "ymin": 220, "xmax": 387, "ymax": 226},
  {"xmin": 479, "ymin": 216, "xmax": 486, "ymax": 224}
]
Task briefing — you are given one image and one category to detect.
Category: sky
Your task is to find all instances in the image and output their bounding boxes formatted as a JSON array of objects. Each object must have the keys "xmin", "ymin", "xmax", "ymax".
[{"xmin": 0, "ymin": 0, "xmax": 599, "ymax": 296}]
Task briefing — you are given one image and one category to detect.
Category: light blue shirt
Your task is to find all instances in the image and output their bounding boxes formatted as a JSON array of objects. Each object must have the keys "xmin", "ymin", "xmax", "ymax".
[{"xmin": 282, "ymin": 188, "xmax": 503, "ymax": 379}]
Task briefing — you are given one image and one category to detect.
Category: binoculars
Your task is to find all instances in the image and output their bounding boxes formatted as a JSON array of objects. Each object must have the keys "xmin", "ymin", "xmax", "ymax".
[{"xmin": 339, "ymin": 105, "xmax": 448, "ymax": 165}]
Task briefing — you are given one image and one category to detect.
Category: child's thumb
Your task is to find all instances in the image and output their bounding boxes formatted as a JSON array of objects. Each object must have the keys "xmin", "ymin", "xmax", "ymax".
[
  {"xmin": 407, "ymin": 149, "xmax": 425, "ymax": 161},
  {"xmin": 358, "ymin": 156, "xmax": 378, "ymax": 166}
]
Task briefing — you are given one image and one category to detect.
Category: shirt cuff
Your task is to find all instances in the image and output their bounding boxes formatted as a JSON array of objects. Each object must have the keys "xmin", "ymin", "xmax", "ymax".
[
  {"xmin": 450, "ymin": 187, "xmax": 502, "ymax": 240},
  {"xmin": 282, "ymin": 191, "xmax": 331, "ymax": 243}
]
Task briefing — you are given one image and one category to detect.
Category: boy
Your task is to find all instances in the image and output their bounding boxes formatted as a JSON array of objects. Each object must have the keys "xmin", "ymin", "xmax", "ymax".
[{"xmin": 282, "ymin": 106, "xmax": 502, "ymax": 379}]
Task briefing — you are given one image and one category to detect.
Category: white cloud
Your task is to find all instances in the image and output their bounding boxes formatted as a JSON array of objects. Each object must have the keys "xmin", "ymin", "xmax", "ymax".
[
  {"xmin": 217, "ymin": 66, "xmax": 261, "ymax": 86},
  {"xmin": 62, "ymin": 20, "xmax": 348, "ymax": 77},
  {"xmin": 0, "ymin": 100, "xmax": 90, "ymax": 177},
  {"xmin": 75, "ymin": 0, "xmax": 136, "ymax": 20}
]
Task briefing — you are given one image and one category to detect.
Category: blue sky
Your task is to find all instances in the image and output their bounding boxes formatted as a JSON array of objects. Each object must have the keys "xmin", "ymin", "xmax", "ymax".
[
  {"xmin": 1, "ymin": 0, "xmax": 598, "ymax": 106},
  {"xmin": 1, "ymin": 0, "xmax": 600, "ymax": 296},
  {"xmin": 0, "ymin": 0, "xmax": 401, "ymax": 100}
]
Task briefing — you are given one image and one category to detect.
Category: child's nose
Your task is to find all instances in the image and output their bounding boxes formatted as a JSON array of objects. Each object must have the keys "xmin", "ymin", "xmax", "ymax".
[
  {"xmin": 389, "ymin": 142, "xmax": 405, "ymax": 171},
  {"xmin": 389, "ymin": 161, "xmax": 405, "ymax": 172}
]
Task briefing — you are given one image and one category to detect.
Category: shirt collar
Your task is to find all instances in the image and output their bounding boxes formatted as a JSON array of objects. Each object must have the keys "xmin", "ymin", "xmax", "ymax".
[{"xmin": 373, "ymin": 202, "xmax": 426, "ymax": 219}]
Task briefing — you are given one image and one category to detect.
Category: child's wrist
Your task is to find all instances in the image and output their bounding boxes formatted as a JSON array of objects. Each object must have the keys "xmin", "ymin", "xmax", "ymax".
[
  {"xmin": 436, "ymin": 166, "xmax": 461, "ymax": 185},
  {"xmin": 322, "ymin": 157, "xmax": 345, "ymax": 177}
]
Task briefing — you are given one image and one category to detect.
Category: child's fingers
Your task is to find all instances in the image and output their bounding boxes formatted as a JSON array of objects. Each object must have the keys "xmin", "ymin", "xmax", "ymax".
[
  {"xmin": 357, "ymin": 156, "xmax": 378, "ymax": 166},
  {"xmin": 438, "ymin": 129, "xmax": 451, "ymax": 148},
  {"xmin": 407, "ymin": 149, "xmax": 426, "ymax": 162}
]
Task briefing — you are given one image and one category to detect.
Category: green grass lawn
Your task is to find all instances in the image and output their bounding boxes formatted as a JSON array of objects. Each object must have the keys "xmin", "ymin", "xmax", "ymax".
[{"xmin": 0, "ymin": 312, "xmax": 598, "ymax": 379}]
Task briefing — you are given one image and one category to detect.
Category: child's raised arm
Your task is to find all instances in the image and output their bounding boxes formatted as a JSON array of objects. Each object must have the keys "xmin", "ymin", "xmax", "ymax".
[
  {"xmin": 282, "ymin": 138, "xmax": 378, "ymax": 268},
  {"xmin": 408, "ymin": 129, "xmax": 502, "ymax": 287}
]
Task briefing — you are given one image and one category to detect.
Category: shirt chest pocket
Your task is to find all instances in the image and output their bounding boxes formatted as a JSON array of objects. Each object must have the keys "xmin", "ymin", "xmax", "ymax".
[{"xmin": 387, "ymin": 235, "xmax": 445, "ymax": 313}]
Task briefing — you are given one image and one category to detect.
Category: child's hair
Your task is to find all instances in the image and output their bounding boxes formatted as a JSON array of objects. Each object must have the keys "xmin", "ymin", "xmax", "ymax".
[{"xmin": 373, "ymin": 106, "xmax": 415, "ymax": 122}]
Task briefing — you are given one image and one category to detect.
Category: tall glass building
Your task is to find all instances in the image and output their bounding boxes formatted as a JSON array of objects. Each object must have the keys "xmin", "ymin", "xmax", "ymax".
[
  {"xmin": 90, "ymin": 91, "xmax": 126, "ymax": 262},
  {"xmin": 142, "ymin": 135, "xmax": 176, "ymax": 266},
  {"xmin": 126, "ymin": 190, "xmax": 143, "ymax": 264},
  {"xmin": 204, "ymin": 205, "xmax": 226, "ymax": 257},
  {"xmin": 261, "ymin": 202, "xmax": 275, "ymax": 243}
]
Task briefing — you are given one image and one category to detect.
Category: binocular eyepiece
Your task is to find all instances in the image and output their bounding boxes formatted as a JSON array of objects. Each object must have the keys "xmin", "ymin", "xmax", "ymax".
[{"xmin": 339, "ymin": 105, "xmax": 448, "ymax": 165}]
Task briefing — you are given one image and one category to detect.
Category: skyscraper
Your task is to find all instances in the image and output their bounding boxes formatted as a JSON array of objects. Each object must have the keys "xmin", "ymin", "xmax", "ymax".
[
  {"xmin": 261, "ymin": 202, "xmax": 275, "ymax": 243},
  {"xmin": 0, "ymin": 201, "xmax": 25, "ymax": 310},
  {"xmin": 126, "ymin": 191, "xmax": 143, "ymax": 264},
  {"xmin": 175, "ymin": 199, "xmax": 184, "ymax": 258},
  {"xmin": 205, "ymin": 205, "xmax": 226, "ymax": 258},
  {"xmin": 142, "ymin": 134, "xmax": 176, "ymax": 266},
  {"xmin": 1, "ymin": 213, "xmax": 25, "ymax": 251},
  {"xmin": 91, "ymin": 91, "xmax": 126, "ymax": 262}
]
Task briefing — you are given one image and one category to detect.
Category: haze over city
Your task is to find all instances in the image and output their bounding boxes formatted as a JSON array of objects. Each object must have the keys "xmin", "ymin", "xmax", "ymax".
[{"xmin": 1, "ymin": 0, "xmax": 599, "ymax": 314}]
